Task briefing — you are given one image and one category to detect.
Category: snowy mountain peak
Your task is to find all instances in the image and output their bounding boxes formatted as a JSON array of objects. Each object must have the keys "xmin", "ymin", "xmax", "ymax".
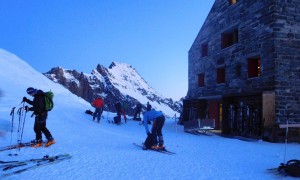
[{"xmin": 44, "ymin": 62, "xmax": 182, "ymax": 117}]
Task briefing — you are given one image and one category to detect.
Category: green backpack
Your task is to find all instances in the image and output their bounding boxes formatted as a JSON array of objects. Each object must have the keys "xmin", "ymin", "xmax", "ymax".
[{"xmin": 44, "ymin": 91, "xmax": 54, "ymax": 111}]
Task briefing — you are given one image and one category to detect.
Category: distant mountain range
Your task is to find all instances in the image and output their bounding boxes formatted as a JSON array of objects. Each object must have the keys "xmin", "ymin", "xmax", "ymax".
[{"xmin": 43, "ymin": 62, "xmax": 182, "ymax": 117}]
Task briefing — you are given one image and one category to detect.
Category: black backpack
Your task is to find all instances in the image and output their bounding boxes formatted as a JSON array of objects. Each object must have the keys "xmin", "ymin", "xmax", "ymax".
[
  {"xmin": 144, "ymin": 133, "xmax": 157, "ymax": 149},
  {"xmin": 114, "ymin": 116, "xmax": 121, "ymax": 124},
  {"xmin": 279, "ymin": 159, "xmax": 300, "ymax": 177},
  {"xmin": 85, "ymin": 109, "xmax": 93, "ymax": 116}
]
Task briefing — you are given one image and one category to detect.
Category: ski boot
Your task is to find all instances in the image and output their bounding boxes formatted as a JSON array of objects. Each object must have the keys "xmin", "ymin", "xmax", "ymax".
[
  {"xmin": 157, "ymin": 144, "xmax": 165, "ymax": 150},
  {"xmin": 32, "ymin": 139, "xmax": 43, "ymax": 148},
  {"xmin": 150, "ymin": 145, "xmax": 160, "ymax": 150},
  {"xmin": 151, "ymin": 144, "xmax": 165, "ymax": 150},
  {"xmin": 45, "ymin": 138, "xmax": 55, "ymax": 147}
]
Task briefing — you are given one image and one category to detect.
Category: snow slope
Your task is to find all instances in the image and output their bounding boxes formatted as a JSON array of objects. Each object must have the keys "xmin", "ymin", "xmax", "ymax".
[{"xmin": 0, "ymin": 49, "xmax": 299, "ymax": 179}]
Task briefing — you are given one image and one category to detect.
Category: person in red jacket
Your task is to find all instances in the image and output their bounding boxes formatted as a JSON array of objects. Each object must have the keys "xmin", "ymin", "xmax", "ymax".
[{"xmin": 92, "ymin": 96, "xmax": 104, "ymax": 123}]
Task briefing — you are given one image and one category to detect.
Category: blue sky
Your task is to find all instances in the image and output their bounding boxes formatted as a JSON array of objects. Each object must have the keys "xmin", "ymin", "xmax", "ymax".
[{"xmin": 0, "ymin": 0, "xmax": 214, "ymax": 101}]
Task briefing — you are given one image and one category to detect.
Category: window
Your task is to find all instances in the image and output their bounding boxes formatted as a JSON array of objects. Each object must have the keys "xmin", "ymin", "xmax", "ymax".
[
  {"xmin": 222, "ymin": 29, "xmax": 238, "ymax": 49},
  {"xmin": 198, "ymin": 73, "xmax": 205, "ymax": 87},
  {"xmin": 248, "ymin": 57, "xmax": 261, "ymax": 78},
  {"xmin": 228, "ymin": 0, "xmax": 237, "ymax": 5},
  {"xmin": 201, "ymin": 43, "xmax": 208, "ymax": 57},
  {"xmin": 217, "ymin": 58, "xmax": 224, "ymax": 65},
  {"xmin": 217, "ymin": 68, "xmax": 225, "ymax": 84}
]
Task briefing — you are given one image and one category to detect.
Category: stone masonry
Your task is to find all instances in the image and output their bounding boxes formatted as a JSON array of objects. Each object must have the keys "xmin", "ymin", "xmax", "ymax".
[{"xmin": 187, "ymin": 0, "xmax": 300, "ymax": 142}]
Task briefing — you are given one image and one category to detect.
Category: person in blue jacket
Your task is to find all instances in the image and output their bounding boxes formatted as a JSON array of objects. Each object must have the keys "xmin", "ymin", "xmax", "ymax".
[{"xmin": 143, "ymin": 109, "xmax": 165, "ymax": 150}]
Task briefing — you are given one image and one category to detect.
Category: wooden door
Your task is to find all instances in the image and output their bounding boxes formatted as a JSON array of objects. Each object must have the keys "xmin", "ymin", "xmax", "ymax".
[{"xmin": 209, "ymin": 101, "xmax": 220, "ymax": 130}]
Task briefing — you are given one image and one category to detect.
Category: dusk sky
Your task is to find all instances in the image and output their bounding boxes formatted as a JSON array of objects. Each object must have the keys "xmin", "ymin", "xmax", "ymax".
[{"xmin": 0, "ymin": 0, "xmax": 214, "ymax": 101}]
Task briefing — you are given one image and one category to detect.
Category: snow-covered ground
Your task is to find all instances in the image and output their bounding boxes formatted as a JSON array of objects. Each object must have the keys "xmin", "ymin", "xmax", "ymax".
[{"xmin": 0, "ymin": 49, "xmax": 299, "ymax": 179}]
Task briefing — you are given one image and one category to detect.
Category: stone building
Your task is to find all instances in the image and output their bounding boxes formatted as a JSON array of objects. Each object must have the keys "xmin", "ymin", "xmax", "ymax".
[{"xmin": 183, "ymin": 0, "xmax": 300, "ymax": 142}]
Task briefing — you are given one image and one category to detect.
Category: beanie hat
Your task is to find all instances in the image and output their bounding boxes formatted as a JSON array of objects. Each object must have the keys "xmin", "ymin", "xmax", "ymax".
[{"xmin": 26, "ymin": 87, "xmax": 37, "ymax": 95}]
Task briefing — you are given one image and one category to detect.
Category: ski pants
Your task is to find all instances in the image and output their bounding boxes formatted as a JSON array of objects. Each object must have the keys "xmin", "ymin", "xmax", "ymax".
[
  {"xmin": 34, "ymin": 113, "xmax": 53, "ymax": 141},
  {"xmin": 151, "ymin": 115, "xmax": 165, "ymax": 146},
  {"xmin": 93, "ymin": 107, "xmax": 103, "ymax": 121},
  {"xmin": 117, "ymin": 110, "xmax": 127, "ymax": 122}
]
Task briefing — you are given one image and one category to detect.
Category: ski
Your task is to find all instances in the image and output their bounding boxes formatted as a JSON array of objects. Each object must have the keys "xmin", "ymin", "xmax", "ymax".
[
  {"xmin": 133, "ymin": 143, "xmax": 176, "ymax": 155},
  {"xmin": 1, "ymin": 154, "xmax": 70, "ymax": 168},
  {"xmin": 0, "ymin": 142, "xmax": 32, "ymax": 152},
  {"xmin": 1, "ymin": 156, "xmax": 52, "ymax": 169},
  {"xmin": 266, "ymin": 168, "xmax": 288, "ymax": 176},
  {"xmin": 2, "ymin": 154, "xmax": 72, "ymax": 176},
  {"xmin": 185, "ymin": 130, "xmax": 214, "ymax": 136},
  {"xmin": 2, "ymin": 162, "xmax": 27, "ymax": 171}
]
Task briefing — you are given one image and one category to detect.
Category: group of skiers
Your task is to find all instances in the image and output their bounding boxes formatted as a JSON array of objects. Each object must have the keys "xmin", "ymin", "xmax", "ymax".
[
  {"xmin": 91, "ymin": 96, "xmax": 129, "ymax": 124},
  {"xmin": 19, "ymin": 86, "xmax": 166, "ymax": 150},
  {"xmin": 91, "ymin": 96, "xmax": 166, "ymax": 150},
  {"xmin": 91, "ymin": 96, "xmax": 143, "ymax": 124}
]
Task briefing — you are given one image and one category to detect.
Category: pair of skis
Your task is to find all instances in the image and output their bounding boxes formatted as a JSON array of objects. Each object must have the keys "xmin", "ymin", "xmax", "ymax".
[
  {"xmin": 133, "ymin": 143, "xmax": 176, "ymax": 155},
  {"xmin": 1, "ymin": 140, "xmax": 55, "ymax": 154},
  {"xmin": 1, "ymin": 154, "xmax": 72, "ymax": 176},
  {"xmin": 0, "ymin": 142, "xmax": 33, "ymax": 153}
]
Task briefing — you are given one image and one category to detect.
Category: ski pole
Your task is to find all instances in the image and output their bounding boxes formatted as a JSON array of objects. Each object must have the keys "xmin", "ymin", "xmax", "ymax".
[
  {"xmin": 283, "ymin": 114, "xmax": 289, "ymax": 164},
  {"xmin": 174, "ymin": 113, "xmax": 178, "ymax": 148},
  {"xmin": 20, "ymin": 107, "xmax": 28, "ymax": 144},
  {"xmin": 9, "ymin": 107, "xmax": 15, "ymax": 143},
  {"xmin": 9, "ymin": 107, "xmax": 16, "ymax": 153},
  {"xmin": 17, "ymin": 102, "xmax": 25, "ymax": 150},
  {"xmin": 16, "ymin": 107, "xmax": 22, "ymax": 145},
  {"xmin": 107, "ymin": 111, "xmax": 110, "ymax": 123}
]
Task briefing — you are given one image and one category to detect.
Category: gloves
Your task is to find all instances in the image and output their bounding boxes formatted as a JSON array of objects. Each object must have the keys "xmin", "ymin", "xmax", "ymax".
[
  {"xmin": 147, "ymin": 132, "xmax": 151, "ymax": 136},
  {"xmin": 22, "ymin": 96, "xmax": 27, "ymax": 102},
  {"xmin": 24, "ymin": 106, "xmax": 29, "ymax": 112}
]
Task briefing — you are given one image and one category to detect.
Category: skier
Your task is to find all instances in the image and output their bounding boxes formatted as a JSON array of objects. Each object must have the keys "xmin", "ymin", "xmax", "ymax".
[
  {"xmin": 122, "ymin": 99, "xmax": 128, "ymax": 122},
  {"xmin": 146, "ymin": 101, "xmax": 152, "ymax": 111},
  {"xmin": 142, "ymin": 109, "xmax": 165, "ymax": 150},
  {"xmin": 133, "ymin": 102, "xmax": 142, "ymax": 120},
  {"xmin": 115, "ymin": 101, "xmax": 127, "ymax": 123},
  {"xmin": 92, "ymin": 96, "xmax": 104, "ymax": 123},
  {"xmin": 114, "ymin": 101, "xmax": 122, "ymax": 124},
  {"xmin": 22, "ymin": 87, "xmax": 55, "ymax": 147}
]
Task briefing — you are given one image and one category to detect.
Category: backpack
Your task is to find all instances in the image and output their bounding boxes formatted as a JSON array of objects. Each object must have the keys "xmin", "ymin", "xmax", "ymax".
[
  {"xmin": 144, "ymin": 133, "xmax": 157, "ymax": 149},
  {"xmin": 44, "ymin": 91, "xmax": 54, "ymax": 111},
  {"xmin": 85, "ymin": 109, "xmax": 93, "ymax": 116},
  {"xmin": 114, "ymin": 116, "xmax": 121, "ymax": 124},
  {"xmin": 285, "ymin": 160, "xmax": 300, "ymax": 177},
  {"xmin": 278, "ymin": 159, "xmax": 300, "ymax": 177}
]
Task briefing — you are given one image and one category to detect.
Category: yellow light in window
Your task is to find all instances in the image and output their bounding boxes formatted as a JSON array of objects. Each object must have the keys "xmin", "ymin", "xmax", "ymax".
[{"xmin": 231, "ymin": 0, "xmax": 237, "ymax": 4}]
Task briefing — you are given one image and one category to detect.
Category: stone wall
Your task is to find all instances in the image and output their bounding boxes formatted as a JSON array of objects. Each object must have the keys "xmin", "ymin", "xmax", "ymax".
[
  {"xmin": 272, "ymin": 0, "xmax": 300, "ymax": 123},
  {"xmin": 188, "ymin": 1, "xmax": 276, "ymax": 97},
  {"xmin": 187, "ymin": 0, "xmax": 300, "ymax": 141}
]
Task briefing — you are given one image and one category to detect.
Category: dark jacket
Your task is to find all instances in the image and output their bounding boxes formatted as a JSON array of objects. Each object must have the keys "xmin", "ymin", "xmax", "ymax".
[
  {"xmin": 25, "ymin": 90, "xmax": 47, "ymax": 116},
  {"xmin": 115, "ymin": 102, "xmax": 122, "ymax": 113},
  {"xmin": 136, "ymin": 103, "xmax": 142, "ymax": 112}
]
